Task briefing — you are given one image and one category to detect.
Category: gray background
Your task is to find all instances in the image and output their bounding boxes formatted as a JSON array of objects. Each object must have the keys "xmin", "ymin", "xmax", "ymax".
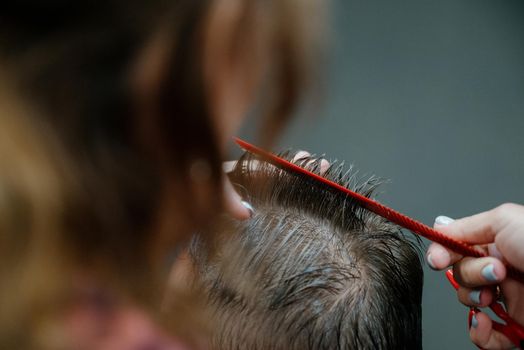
[{"xmin": 239, "ymin": 0, "xmax": 524, "ymax": 349}]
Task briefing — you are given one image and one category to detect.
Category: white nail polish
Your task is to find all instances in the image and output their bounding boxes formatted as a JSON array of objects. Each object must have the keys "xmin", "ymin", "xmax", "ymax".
[
  {"xmin": 469, "ymin": 290, "xmax": 481, "ymax": 305},
  {"xmin": 471, "ymin": 314, "xmax": 478, "ymax": 328},
  {"xmin": 481, "ymin": 264, "xmax": 498, "ymax": 282},
  {"xmin": 241, "ymin": 201, "xmax": 254, "ymax": 217},
  {"xmin": 293, "ymin": 151, "xmax": 310, "ymax": 162},
  {"xmin": 434, "ymin": 215, "xmax": 455, "ymax": 226}
]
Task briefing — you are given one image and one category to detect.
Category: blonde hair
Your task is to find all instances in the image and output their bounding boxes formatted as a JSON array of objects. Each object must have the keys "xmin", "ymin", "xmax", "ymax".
[
  {"xmin": 0, "ymin": 78, "xmax": 73, "ymax": 348},
  {"xmin": 0, "ymin": 1, "xmax": 325, "ymax": 347}
]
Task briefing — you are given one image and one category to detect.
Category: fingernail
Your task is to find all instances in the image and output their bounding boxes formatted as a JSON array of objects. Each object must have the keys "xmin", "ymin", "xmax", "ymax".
[
  {"xmin": 471, "ymin": 314, "xmax": 478, "ymax": 328},
  {"xmin": 434, "ymin": 215, "xmax": 455, "ymax": 226},
  {"xmin": 427, "ymin": 253, "xmax": 437, "ymax": 270},
  {"xmin": 319, "ymin": 159, "xmax": 330, "ymax": 174},
  {"xmin": 469, "ymin": 290, "xmax": 481, "ymax": 305},
  {"xmin": 241, "ymin": 201, "xmax": 254, "ymax": 217},
  {"xmin": 293, "ymin": 151, "xmax": 310, "ymax": 162},
  {"xmin": 481, "ymin": 264, "xmax": 498, "ymax": 282}
]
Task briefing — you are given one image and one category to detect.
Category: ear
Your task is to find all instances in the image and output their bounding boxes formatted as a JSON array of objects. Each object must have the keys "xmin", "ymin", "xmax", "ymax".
[{"xmin": 202, "ymin": 0, "xmax": 268, "ymax": 149}]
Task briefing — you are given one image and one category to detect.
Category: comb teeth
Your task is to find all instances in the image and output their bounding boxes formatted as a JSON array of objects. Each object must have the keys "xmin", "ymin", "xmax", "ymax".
[{"xmin": 234, "ymin": 137, "xmax": 524, "ymax": 284}]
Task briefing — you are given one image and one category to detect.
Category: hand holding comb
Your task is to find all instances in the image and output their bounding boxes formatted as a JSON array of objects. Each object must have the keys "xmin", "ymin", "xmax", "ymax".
[{"xmin": 234, "ymin": 137, "xmax": 524, "ymax": 284}]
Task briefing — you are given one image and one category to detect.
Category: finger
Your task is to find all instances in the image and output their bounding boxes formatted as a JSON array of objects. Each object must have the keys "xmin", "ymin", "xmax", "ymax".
[
  {"xmin": 319, "ymin": 159, "xmax": 330, "ymax": 175},
  {"xmin": 438, "ymin": 208, "xmax": 505, "ymax": 245},
  {"xmin": 293, "ymin": 151, "xmax": 315, "ymax": 169},
  {"xmin": 293, "ymin": 151, "xmax": 330, "ymax": 176},
  {"xmin": 427, "ymin": 242, "xmax": 463, "ymax": 270},
  {"xmin": 470, "ymin": 312, "xmax": 514, "ymax": 350},
  {"xmin": 223, "ymin": 177, "xmax": 253, "ymax": 220},
  {"xmin": 453, "ymin": 257, "xmax": 506, "ymax": 287},
  {"xmin": 456, "ymin": 286, "xmax": 495, "ymax": 308},
  {"xmin": 426, "ymin": 216, "xmax": 462, "ymax": 269},
  {"xmin": 499, "ymin": 278, "xmax": 524, "ymax": 325},
  {"xmin": 293, "ymin": 150, "xmax": 311, "ymax": 162},
  {"xmin": 223, "ymin": 160, "xmax": 263, "ymax": 173},
  {"xmin": 495, "ymin": 224, "xmax": 524, "ymax": 272},
  {"xmin": 222, "ymin": 161, "xmax": 237, "ymax": 173}
]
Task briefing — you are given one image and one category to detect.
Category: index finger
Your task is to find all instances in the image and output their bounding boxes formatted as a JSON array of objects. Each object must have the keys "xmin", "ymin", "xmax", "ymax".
[
  {"xmin": 438, "ymin": 208, "xmax": 502, "ymax": 245},
  {"xmin": 427, "ymin": 211, "xmax": 496, "ymax": 270}
]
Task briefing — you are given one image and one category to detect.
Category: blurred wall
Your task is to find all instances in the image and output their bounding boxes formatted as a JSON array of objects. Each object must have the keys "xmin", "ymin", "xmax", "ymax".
[{"xmin": 240, "ymin": 0, "xmax": 524, "ymax": 349}]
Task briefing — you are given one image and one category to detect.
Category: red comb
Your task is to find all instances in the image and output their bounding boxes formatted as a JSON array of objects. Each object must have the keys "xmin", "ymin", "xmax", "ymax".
[{"xmin": 235, "ymin": 137, "xmax": 524, "ymax": 284}]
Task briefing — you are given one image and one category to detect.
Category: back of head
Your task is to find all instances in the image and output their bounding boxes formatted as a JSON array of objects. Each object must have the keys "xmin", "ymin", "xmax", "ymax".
[{"xmin": 191, "ymin": 152, "xmax": 423, "ymax": 350}]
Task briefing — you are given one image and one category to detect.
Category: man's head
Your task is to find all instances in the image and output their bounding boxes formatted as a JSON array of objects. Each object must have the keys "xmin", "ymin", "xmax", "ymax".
[{"xmin": 191, "ymin": 152, "xmax": 423, "ymax": 349}]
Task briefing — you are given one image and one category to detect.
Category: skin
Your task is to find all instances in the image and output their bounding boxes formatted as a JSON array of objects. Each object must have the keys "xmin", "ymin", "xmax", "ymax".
[{"xmin": 426, "ymin": 203, "xmax": 524, "ymax": 349}]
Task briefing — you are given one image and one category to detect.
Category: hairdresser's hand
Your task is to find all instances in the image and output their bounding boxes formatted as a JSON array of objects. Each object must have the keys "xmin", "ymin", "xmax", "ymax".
[
  {"xmin": 223, "ymin": 151, "xmax": 330, "ymax": 220},
  {"xmin": 426, "ymin": 203, "xmax": 524, "ymax": 349},
  {"xmin": 223, "ymin": 175, "xmax": 253, "ymax": 220}
]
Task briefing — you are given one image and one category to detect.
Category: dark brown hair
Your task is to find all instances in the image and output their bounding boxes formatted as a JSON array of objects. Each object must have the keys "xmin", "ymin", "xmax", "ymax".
[
  {"xmin": 0, "ymin": 1, "xmax": 323, "ymax": 347},
  {"xmin": 190, "ymin": 151, "xmax": 424, "ymax": 349}
]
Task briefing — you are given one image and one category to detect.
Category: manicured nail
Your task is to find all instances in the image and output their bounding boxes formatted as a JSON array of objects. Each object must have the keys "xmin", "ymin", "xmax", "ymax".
[
  {"xmin": 293, "ymin": 151, "xmax": 310, "ymax": 162},
  {"xmin": 427, "ymin": 253, "xmax": 437, "ymax": 270},
  {"xmin": 469, "ymin": 290, "xmax": 481, "ymax": 305},
  {"xmin": 434, "ymin": 215, "xmax": 455, "ymax": 226},
  {"xmin": 481, "ymin": 264, "xmax": 498, "ymax": 282},
  {"xmin": 241, "ymin": 201, "xmax": 254, "ymax": 217},
  {"xmin": 471, "ymin": 314, "xmax": 478, "ymax": 328},
  {"xmin": 468, "ymin": 309, "xmax": 475, "ymax": 329}
]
